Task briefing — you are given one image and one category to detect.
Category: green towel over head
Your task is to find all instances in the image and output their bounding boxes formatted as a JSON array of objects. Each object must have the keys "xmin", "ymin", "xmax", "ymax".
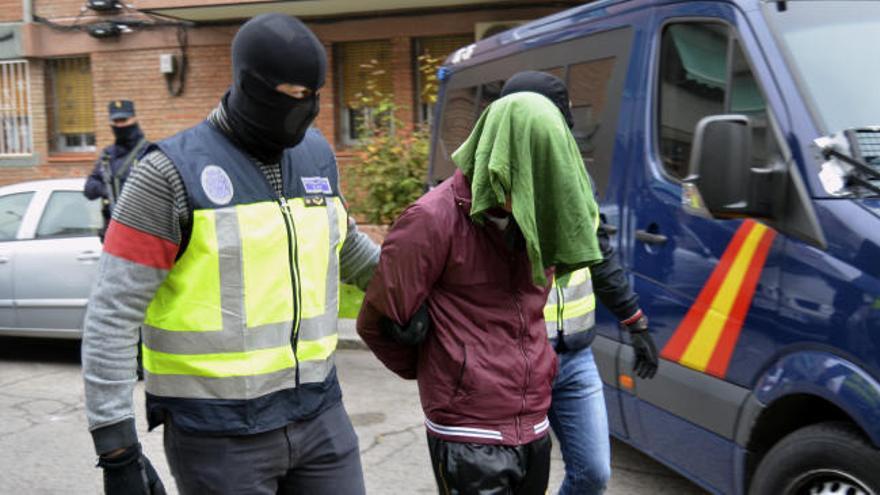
[{"xmin": 452, "ymin": 91, "xmax": 602, "ymax": 286}]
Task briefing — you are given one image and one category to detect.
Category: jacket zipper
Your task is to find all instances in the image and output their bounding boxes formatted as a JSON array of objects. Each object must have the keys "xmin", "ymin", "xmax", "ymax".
[
  {"xmin": 513, "ymin": 294, "xmax": 529, "ymax": 444},
  {"xmin": 279, "ymin": 197, "xmax": 303, "ymax": 386}
]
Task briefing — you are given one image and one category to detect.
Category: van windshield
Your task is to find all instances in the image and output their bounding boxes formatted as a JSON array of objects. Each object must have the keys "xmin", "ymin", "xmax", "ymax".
[{"xmin": 764, "ymin": 2, "xmax": 880, "ymax": 134}]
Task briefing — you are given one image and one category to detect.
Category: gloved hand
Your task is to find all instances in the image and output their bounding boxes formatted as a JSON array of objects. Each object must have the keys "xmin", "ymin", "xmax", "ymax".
[
  {"xmin": 627, "ymin": 315, "xmax": 659, "ymax": 379},
  {"xmin": 380, "ymin": 303, "xmax": 432, "ymax": 346},
  {"xmin": 97, "ymin": 443, "xmax": 166, "ymax": 495}
]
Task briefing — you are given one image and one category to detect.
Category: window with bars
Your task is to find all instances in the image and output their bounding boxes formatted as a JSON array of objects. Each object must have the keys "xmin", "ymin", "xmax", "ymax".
[
  {"xmin": 337, "ymin": 40, "xmax": 393, "ymax": 144},
  {"xmin": 415, "ymin": 35, "xmax": 472, "ymax": 123},
  {"xmin": 0, "ymin": 60, "xmax": 33, "ymax": 157},
  {"xmin": 46, "ymin": 57, "xmax": 96, "ymax": 153}
]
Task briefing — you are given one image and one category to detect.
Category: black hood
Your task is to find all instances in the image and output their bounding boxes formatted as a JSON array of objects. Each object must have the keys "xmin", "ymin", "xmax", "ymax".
[
  {"xmin": 225, "ymin": 13, "xmax": 327, "ymax": 163},
  {"xmin": 500, "ymin": 71, "xmax": 574, "ymax": 129}
]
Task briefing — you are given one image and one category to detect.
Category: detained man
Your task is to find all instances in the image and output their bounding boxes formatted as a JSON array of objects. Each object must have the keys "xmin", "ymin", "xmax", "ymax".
[{"xmin": 358, "ymin": 92, "xmax": 603, "ymax": 494}]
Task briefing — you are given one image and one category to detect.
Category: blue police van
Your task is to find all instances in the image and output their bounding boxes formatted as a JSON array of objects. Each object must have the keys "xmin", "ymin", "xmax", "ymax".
[{"xmin": 427, "ymin": 1, "xmax": 880, "ymax": 493}]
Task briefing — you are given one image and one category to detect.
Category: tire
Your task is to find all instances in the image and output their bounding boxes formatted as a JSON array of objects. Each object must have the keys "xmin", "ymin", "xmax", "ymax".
[{"xmin": 749, "ymin": 421, "xmax": 880, "ymax": 495}]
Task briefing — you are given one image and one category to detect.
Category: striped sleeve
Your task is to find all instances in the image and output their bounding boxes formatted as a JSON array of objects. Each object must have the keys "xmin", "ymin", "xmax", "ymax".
[
  {"xmin": 82, "ymin": 149, "xmax": 188, "ymax": 455},
  {"xmin": 340, "ymin": 214, "xmax": 380, "ymax": 292},
  {"xmin": 112, "ymin": 149, "xmax": 190, "ymax": 245}
]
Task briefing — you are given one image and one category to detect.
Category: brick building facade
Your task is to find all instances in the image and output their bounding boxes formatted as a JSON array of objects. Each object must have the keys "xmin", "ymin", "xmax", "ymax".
[{"xmin": 0, "ymin": 0, "xmax": 576, "ymax": 196}]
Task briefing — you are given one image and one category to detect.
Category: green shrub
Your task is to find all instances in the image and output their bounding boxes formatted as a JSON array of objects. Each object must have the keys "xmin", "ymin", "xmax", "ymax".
[{"xmin": 345, "ymin": 55, "xmax": 441, "ymax": 225}]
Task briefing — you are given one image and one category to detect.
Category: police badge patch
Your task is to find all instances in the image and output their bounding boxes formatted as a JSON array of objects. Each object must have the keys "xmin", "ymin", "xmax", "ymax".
[
  {"xmin": 301, "ymin": 177, "xmax": 333, "ymax": 195},
  {"xmin": 201, "ymin": 165, "xmax": 234, "ymax": 205}
]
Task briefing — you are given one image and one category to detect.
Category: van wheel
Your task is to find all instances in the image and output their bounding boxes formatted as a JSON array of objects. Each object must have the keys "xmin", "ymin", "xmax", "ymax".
[{"xmin": 749, "ymin": 422, "xmax": 880, "ymax": 495}]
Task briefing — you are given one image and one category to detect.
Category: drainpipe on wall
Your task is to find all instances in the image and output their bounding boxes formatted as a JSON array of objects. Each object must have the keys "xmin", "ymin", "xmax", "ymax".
[{"xmin": 22, "ymin": 0, "xmax": 33, "ymax": 23}]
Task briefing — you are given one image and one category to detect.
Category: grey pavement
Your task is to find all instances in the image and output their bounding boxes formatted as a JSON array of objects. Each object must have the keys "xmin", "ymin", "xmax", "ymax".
[{"xmin": 0, "ymin": 332, "xmax": 706, "ymax": 494}]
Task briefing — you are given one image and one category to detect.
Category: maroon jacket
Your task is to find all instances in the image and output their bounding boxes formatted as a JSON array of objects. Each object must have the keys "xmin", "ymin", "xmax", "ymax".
[{"xmin": 357, "ymin": 170, "xmax": 557, "ymax": 446}]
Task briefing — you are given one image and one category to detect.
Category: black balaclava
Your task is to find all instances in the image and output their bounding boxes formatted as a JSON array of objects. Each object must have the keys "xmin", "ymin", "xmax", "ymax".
[
  {"xmin": 112, "ymin": 123, "xmax": 143, "ymax": 150},
  {"xmin": 500, "ymin": 71, "xmax": 574, "ymax": 129},
  {"xmin": 225, "ymin": 14, "xmax": 327, "ymax": 163}
]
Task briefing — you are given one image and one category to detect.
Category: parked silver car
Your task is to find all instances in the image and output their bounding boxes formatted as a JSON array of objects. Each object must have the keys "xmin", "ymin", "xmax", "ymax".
[{"xmin": 0, "ymin": 178, "xmax": 103, "ymax": 338}]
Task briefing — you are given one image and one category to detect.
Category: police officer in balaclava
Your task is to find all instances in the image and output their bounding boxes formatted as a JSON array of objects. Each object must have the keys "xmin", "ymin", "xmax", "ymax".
[
  {"xmin": 82, "ymin": 14, "xmax": 378, "ymax": 495},
  {"xmin": 84, "ymin": 100, "xmax": 150, "ymax": 242}
]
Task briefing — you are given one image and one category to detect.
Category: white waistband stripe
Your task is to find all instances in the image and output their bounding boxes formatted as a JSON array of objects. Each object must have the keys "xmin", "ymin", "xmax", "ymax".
[
  {"xmin": 425, "ymin": 419, "xmax": 503, "ymax": 441},
  {"xmin": 534, "ymin": 418, "xmax": 550, "ymax": 435}
]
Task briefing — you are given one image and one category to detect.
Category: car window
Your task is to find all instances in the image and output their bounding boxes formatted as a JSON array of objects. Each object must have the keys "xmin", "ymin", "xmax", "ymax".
[
  {"xmin": 36, "ymin": 191, "xmax": 102, "ymax": 239},
  {"xmin": 0, "ymin": 192, "xmax": 34, "ymax": 241}
]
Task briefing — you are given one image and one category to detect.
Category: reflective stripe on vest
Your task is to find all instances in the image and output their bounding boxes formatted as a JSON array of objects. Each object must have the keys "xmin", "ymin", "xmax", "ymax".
[
  {"xmin": 544, "ymin": 267, "xmax": 596, "ymax": 340},
  {"xmin": 141, "ymin": 197, "xmax": 348, "ymax": 400}
]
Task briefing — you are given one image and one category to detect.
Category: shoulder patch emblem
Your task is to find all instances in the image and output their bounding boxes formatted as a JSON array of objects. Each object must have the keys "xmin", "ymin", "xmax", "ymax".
[{"xmin": 201, "ymin": 165, "xmax": 234, "ymax": 205}]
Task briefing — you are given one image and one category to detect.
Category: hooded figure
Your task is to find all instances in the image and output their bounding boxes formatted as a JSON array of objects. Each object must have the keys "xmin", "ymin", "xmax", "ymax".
[
  {"xmin": 499, "ymin": 70, "xmax": 659, "ymax": 495},
  {"xmin": 358, "ymin": 90, "xmax": 603, "ymax": 495},
  {"xmin": 452, "ymin": 91, "xmax": 602, "ymax": 285}
]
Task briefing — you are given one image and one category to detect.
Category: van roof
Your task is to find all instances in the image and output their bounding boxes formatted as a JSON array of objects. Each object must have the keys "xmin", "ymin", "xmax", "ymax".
[{"xmin": 443, "ymin": 0, "xmax": 762, "ymax": 71}]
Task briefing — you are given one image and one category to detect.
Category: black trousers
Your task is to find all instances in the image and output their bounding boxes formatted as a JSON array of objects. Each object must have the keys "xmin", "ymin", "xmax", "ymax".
[
  {"xmin": 428, "ymin": 434, "xmax": 551, "ymax": 495},
  {"xmin": 163, "ymin": 401, "xmax": 365, "ymax": 495}
]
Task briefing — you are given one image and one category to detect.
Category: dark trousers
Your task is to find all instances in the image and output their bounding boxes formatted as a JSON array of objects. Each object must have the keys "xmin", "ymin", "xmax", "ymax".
[
  {"xmin": 163, "ymin": 401, "xmax": 365, "ymax": 495},
  {"xmin": 428, "ymin": 434, "xmax": 551, "ymax": 495}
]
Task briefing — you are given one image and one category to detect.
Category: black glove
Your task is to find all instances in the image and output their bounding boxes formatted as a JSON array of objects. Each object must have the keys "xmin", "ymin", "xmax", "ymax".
[
  {"xmin": 627, "ymin": 315, "xmax": 659, "ymax": 379},
  {"xmin": 97, "ymin": 443, "xmax": 166, "ymax": 495},
  {"xmin": 379, "ymin": 303, "xmax": 432, "ymax": 346}
]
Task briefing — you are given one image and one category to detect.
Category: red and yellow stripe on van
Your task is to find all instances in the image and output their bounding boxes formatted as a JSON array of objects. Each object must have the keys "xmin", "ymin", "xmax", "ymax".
[{"xmin": 660, "ymin": 220, "xmax": 776, "ymax": 378}]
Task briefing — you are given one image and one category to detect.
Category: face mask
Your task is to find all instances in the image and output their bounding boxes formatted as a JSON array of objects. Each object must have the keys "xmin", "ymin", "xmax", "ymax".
[
  {"xmin": 224, "ymin": 14, "xmax": 327, "ymax": 162},
  {"xmin": 112, "ymin": 124, "xmax": 141, "ymax": 148},
  {"xmin": 227, "ymin": 72, "xmax": 320, "ymax": 157}
]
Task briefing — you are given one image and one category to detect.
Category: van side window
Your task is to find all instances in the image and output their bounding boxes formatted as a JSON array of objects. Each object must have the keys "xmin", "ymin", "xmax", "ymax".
[
  {"xmin": 658, "ymin": 23, "xmax": 781, "ymax": 180},
  {"xmin": 477, "ymin": 80, "xmax": 505, "ymax": 116},
  {"xmin": 568, "ymin": 57, "xmax": 619, "ymax": 196},
  {"xmin": 433, "ymin": 85, "xmax": 479, "ymax": 181},
  {"xmin": 658, "ymin": 23, "xmax": 729, "ymax": 180},
  {"xmin": 729, "ymin": 42, "xmax": 782, "ymax": 168}
]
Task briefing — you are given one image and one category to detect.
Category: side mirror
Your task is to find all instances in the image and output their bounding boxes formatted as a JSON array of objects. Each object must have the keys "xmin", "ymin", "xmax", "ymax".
[{"xmin": 683, "ymin": 115, "xmax": 785, "ymax": 220}]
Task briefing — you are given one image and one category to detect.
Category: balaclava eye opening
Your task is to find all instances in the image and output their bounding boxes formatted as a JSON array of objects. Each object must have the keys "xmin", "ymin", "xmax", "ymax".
[
  {"xmin": 500, "ymin": 71, "xmax": 574, "ymax": 129},
  {"xmin": 225, "ymin": 13, "xmax": 327, "ymax": 163}
]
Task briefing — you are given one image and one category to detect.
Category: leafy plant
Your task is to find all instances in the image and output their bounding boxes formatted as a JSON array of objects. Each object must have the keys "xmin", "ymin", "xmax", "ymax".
[{"xmin": 345, "ymin": 55, "xmax": 442, "ymax": 225}]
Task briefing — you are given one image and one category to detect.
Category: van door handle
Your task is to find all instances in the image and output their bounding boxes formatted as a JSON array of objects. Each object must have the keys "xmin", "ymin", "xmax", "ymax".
[
  {"xmin": 600, "ymin": 223, "xmax": 618, "ymax": 236},
  {"xmin": 635, "ymin": 229, "xmax": 668, "ymax": 245}
]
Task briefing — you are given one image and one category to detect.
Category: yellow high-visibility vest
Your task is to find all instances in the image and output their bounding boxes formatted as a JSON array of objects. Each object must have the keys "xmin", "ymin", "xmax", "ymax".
[
  {"xmin": 138, "ymin": 122, "xmax": 348, "ymax": 403},
  {"xmin": 544, "ymin": 267, "xmax": 597, "ymax": 340},
  {"xmin": 141, "ymin": 197, "xmax": 348, "ymax": 400}
]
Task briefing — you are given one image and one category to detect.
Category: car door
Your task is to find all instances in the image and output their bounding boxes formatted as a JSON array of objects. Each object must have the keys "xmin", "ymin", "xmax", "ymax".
[
  {"xmin": 0, "ymin": 190, "xmax": 36, "ymax": 328},
  {"xmin": 14, "ymin": 188, "xmax": 103, "ymax": 333},
  {"xmin": 622, "ymin": 5, "xmax": 789, "ymax": 491}
]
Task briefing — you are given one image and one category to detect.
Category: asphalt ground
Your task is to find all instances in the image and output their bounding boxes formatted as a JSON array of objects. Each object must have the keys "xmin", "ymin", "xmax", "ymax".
[{"xmin": 0, "ymin": 336, "xmax": 706, "ymax": 494}]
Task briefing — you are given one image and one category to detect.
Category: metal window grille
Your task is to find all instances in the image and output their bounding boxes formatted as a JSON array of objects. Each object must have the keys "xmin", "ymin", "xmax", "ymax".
[
  {"xmin": 46, "ymin": 57, "xmax": 96, "ymax": 153},
  {"xmin": 0, "ymin": 60, "xmax": 33, "ymax": 156}
]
